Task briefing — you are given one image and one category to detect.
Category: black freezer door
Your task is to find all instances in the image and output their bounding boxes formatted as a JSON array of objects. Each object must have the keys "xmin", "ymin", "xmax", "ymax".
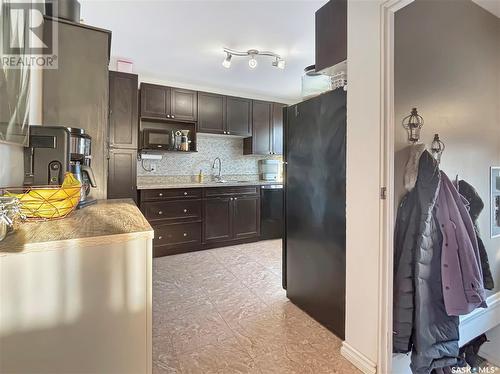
[{"xmin": 284, "ymin": 89, "xmax": 346, "ymax": 339}]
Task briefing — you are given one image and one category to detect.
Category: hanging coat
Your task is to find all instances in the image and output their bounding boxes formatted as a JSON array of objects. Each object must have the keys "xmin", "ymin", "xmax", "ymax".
[
  {"xmin": 457, "ymin": 179, "xmax": 495, "ymax": 290},
  {"xmin": 435, "ymin": 173, "xmax": 487, "ymax": 316},
  {"xmin": 393, "ymin": 151, "xmax": 459, "ymax": 373}
]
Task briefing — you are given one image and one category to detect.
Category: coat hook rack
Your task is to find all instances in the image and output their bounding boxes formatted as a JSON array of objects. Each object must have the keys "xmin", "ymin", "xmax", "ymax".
[
  {"xmin": 402, "ymin": 108, "xmax": 424, "ymax": 143},
  {"xmin": 431, "ymin": 133, "xmax": 445, "ymax": 163}
]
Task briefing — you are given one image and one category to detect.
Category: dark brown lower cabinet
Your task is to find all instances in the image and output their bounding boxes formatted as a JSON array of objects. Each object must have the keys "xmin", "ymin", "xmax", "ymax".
[
  {"xmin": 233, "ymin": 195, "xmax": 260, "ymax": 239},
  {"xmin": 107, "ymin": 148, "xmax": 137, "ymax": 202},
  {"xmin": 140, "ymin": 186, "xmax": 261, "ymax": 257},
  {"xmin": 203, "ymin": 197, "xmax": 232, "ymax": 243}
]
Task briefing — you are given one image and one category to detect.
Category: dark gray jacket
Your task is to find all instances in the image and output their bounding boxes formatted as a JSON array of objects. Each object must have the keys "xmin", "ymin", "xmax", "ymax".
[{"xmin": 393, "ymin": 151, "xmax": 459, "ymax": 374}]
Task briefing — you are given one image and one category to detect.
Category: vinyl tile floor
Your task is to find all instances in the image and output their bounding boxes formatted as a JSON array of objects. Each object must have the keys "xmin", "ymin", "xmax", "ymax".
[{"xmin": 153, "ymin": 239, "xmax": 360, "ymax": 374}]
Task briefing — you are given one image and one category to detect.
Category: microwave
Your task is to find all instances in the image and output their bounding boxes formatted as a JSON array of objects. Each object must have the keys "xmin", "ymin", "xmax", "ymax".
[{"xmin": 142, "ymin": 129, "xmax": 171, "ymax": 150}]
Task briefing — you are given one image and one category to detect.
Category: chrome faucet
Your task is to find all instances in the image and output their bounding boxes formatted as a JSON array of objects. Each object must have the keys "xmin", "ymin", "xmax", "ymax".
[{"xmin": 212, "ymin": 157, "xmax": 223, "ymax": 182}]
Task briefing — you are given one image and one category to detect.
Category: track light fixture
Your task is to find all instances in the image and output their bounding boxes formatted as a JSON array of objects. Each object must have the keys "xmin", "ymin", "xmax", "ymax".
[
  {"xmin": 222, "ymin": 48, "xmax": 285, "ymax": 70},
  {"xmin": 222, "ymin": 52, "xmax": 232, "ymax": 68}
]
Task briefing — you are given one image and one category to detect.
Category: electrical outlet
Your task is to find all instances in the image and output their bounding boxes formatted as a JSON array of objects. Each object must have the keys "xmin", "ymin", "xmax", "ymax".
[{"xmin": 150, "ymin": 163, "xmax": 157, "ymax": 172}]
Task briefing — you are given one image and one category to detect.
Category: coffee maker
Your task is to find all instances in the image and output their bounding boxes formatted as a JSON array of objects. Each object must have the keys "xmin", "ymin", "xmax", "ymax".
[
  {"xmin": 24, "ymin": 126, "xmax": 97, "ymax": 208},
  {"xmin": 68, "ymin": 127, "xmax": 97, "ymax": 207}
]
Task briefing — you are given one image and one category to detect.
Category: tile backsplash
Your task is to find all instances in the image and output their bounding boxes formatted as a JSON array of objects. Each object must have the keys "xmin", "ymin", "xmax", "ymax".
[{"xmin": 137, "ymin": 133, "xmax": 282, "ymax": 177}]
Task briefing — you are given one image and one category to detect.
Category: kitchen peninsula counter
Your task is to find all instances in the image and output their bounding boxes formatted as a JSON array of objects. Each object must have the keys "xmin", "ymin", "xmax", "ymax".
[
  {"xmin": 0, "ymin": 199, "xmax": 153, "ymax": 253},
  {"xmin": 0, "ymin": 199, "xmax": 153, "ymax": 374}
]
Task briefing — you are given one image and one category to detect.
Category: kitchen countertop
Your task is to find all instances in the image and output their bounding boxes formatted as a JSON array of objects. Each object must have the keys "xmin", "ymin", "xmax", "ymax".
[
  {"xmin": 0, "ymin": 199, "xmax": 153, "ymax": 254},
  {"xmin": 137, "ymin": 180, "xmax": 284, "ymax": 190}
]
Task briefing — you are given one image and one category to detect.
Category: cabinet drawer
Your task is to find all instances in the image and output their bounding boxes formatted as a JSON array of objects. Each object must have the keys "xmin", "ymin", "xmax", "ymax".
[
  {"xmin": 143, "ymin": 199, "xmax": 201, "ymax": 222},
  {"xmin": 153, "ymin": 222, "xmax": 201, "ymax": 249},
  {"xmin": 141, "ymin": 188, "xmax": 202, "ymax": 201},
  {"xmin": 204, "ymin": 186, "xmax": 259, "ymax": 198}
]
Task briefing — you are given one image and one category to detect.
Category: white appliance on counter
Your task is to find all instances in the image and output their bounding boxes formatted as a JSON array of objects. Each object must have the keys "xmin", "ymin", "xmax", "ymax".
[{"xmin": 259, "ymin": 159, "xmax": 280, "ymax": 181}]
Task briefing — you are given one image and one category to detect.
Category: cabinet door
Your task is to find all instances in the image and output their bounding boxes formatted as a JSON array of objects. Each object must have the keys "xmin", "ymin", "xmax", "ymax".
[
  {"xmin": 272, "ymin": 103, "xmax": 285, "ymax": 155},
  {"xmin": 140, "ymin": 83, "xmax": 170, "ymax": 118},
  {"xmin": 233, "ymin": 195, "xmax": 260, "ymax": 240},
  {"xmin": 197, "ymin": 92, "xmax": 225, "ymax": 134},
  {"xmin": 109, "ymin": 71, "xmax": 138, "ymax": 148},
  {"xmin": 226, "ymin": 96, "xmax": 252, "ymax": 136},
  {"xmin": 171, "ymin": 88, "xmax": 197, "ymax": 122},
  {"xmin": 107, "ymin": 149, "xmax": 137, "ymax": 202},
  {"xmin": 252, "ymin": 100, "xmax": 272, "ymax": 155},
  {"xmin": 203, "ymin": 197, "xmax": 232, "ymax": 243}
]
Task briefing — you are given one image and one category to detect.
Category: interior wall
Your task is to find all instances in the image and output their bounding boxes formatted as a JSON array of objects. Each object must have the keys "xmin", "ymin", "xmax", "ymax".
[
  {"xmin": 394, "ymin": 0, "xmax": 500, "ymax": 293},
  {"xmin": 343, "ymin": 0, "xmax": 383, "ymax": 369}
]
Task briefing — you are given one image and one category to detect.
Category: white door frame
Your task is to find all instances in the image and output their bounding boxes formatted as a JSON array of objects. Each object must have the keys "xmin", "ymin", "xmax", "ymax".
[{"xmin": 378, "ymin": 0, "xmax": 415, "ymax": 373}]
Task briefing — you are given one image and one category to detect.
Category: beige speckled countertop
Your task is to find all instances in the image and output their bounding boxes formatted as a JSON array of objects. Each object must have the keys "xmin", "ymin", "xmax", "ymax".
[
  {"xmin": 137, "ymin": 180, "xmax": 284, "ymax": 190},
  {"xmin": 0, "ymin": 199, "xmax": 153, "ymax": 254},
  {"xmin": 137, "ymin": 175, "xmax": 283, "ymax": 190}
]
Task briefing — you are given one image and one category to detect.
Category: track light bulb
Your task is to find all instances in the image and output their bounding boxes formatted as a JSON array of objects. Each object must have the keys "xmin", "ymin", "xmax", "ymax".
[
  {"xmin": 248, "ymin": 56, "xmax": 258, "ymax": 69},
  {"xmin": 277, "ymin": 59, "xmax": 285, "ymax": 69},
  {"xmin": 222, "ymin": 53, "xmax": 232, "ymax": 68}
]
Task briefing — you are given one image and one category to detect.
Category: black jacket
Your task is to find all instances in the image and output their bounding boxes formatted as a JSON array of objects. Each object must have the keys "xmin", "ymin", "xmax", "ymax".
[{"xmin": 458, "ymin": 180, "xmax": 495, "ymax": 290}]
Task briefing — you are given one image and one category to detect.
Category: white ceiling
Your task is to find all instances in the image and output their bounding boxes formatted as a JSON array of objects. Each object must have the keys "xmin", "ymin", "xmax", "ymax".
[
  {"xmin": 80, "ymin": 0, "xmax": 327, "ymax": 103},
  {"xmin": 472, "ymin": 0, "xmax": 500, "ymax": 18}
]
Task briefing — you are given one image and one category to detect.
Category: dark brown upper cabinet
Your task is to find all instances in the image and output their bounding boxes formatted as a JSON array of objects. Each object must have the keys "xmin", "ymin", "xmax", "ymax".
[
  {"xmin": 141, "ymin": 83, "xmax": 170, "ymax": 119},
  {"xmin": 243, "ymin": 101, "xmax": 285, "ymax": 156},
  {"xmin": 171, "ymin": 88, "xmax": 197, "ymax": 122},
  {"xmin": 109, "ymin": 71, "xmax": 138, "ymax": 149},
  {"xmin": 225, "ymin": 96, "xmax": 252, "ymax": 136},
  {"xmin": 140, "ymin": 83, "xmax": 197, "ymax": 122},
  {"xmin": 315, "ymin": 0, "xmax": 347, "ymax": 72},
  {"xmin": 197, "ymin": 92, "xmax": 226, "ymax": 134}
]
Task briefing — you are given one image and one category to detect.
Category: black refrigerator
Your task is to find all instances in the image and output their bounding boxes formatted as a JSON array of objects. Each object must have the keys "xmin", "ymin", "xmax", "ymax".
[{"xmin": 283, "ymin": 88, "xmax": 346, "ymax": 339}]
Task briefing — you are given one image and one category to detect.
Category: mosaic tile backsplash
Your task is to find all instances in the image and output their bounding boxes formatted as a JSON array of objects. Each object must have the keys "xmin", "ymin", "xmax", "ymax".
[{"xmin": 137, "ymin": 133, "xmax": 282, "ymax": 177}]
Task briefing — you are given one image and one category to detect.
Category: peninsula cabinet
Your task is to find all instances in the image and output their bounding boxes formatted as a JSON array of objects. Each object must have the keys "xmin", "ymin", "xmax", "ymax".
[
  {"xmin": 139, "ymin": 186, "xmax": 261, "ymax": 257},
  {"xmin": 140, "ymin": 83, "xmax": 197, "ymax": 122},
  {"xmin": 243, "ymin": 102, "xmax": 285, "ymax": 155}
]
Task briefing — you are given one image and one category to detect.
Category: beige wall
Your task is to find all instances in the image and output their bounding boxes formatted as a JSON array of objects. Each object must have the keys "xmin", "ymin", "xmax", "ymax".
[
  {"xmin": 344, "ymin": 0, "xmax": 383, "ymax": 368},
  {"xmin": 395, "ymin": 0, "xmax": 500, "ymax": 293}
]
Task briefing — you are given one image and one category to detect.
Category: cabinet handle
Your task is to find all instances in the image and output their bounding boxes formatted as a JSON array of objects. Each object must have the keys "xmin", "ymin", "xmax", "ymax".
[
  {"xmin": 158, "ymin": 211, "xmax": 163, "ymax": 215},
  {"xmin": 159, "ymin": 193, "xmax": 163, "ymax": 197},
  {"xmin": 234, "ymin": 197, "xmax": 238, "ymax": 200},
  {"xmin": 223, "ymin": 131, "xmax": 227, "ymax": 134},
  {"xmin": 158, "ymin": 236, "xmax": 163, "ymax": 240},
  {"xmin": 230, "ymin": 197, "xmax": 233, "ymax": 201},
  {"xmin": 183, "ymin": 209, "xmax": 187, "ymax": 213},
  {"xmin": 227, "ymin": 131, "xmax": 230, "ymax": 135},
  {"xmin": 183, "ymin": 192, "xmax": 188, "ymax": 196},
  {"xmin": 171, "ymin": 115, "xmax": 175, "ymax": 119},
  {"xmin": 183, "ymin": 233, "xmax": 188, "ymax": 237}
]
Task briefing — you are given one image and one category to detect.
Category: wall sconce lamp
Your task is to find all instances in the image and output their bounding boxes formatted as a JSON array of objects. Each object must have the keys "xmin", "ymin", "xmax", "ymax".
[{"xmin": 402, "ymin": 107, "xmax": 424, "ymax": 143}]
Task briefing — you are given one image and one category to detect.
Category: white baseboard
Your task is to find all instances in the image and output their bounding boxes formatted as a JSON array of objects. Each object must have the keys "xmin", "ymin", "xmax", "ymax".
[
  {"xmin": 459, "ymin": 292, "xmax": 500, "ymax": 346},
  {"xmin": 341, "ymin": 342, "xmax": 377, "ymax": 374}
]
